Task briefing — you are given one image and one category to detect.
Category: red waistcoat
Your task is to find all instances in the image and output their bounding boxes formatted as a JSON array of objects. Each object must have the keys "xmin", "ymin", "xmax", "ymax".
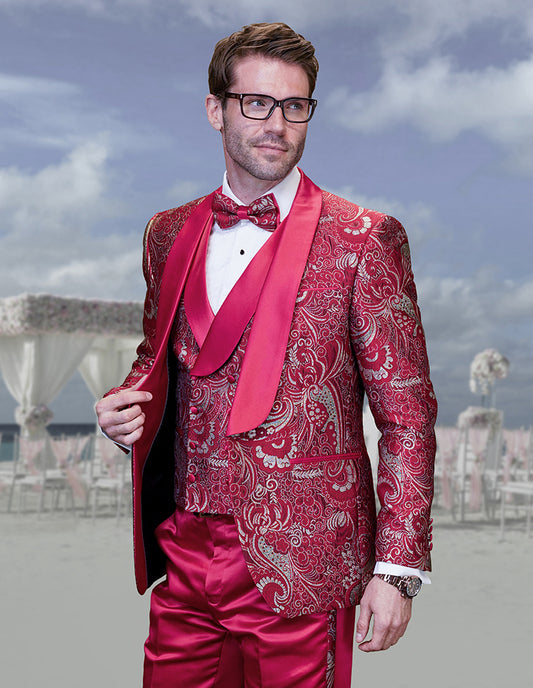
[{"xmin": 108, "ymin": 171, "xmax": 437, "ymax": 618}]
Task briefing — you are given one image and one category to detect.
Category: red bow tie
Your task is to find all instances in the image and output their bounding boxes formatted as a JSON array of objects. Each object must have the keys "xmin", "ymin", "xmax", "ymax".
[{"xmin": 212, "ymin": 192, "xmax": 280, "ymax": 231}]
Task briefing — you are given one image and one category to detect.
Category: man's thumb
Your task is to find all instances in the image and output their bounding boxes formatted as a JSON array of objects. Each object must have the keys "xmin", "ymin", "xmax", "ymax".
[{"xmin": 356, "ymin": 605, "xmax": 371, "ymax": 643}]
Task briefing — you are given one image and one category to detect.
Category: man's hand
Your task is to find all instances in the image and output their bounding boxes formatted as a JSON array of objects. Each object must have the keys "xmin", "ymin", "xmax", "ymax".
[
  {"xmin": 355, "ymin": 575, "xmax": 412, "ymax": 652},
  {"xmin": 95, "ymin": 385, "xmax": 152, "ymax": 446}
]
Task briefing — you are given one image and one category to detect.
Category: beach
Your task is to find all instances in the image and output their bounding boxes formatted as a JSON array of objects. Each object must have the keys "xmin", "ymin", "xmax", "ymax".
[{"xmin": 1, "ymin": 504, "xmax": 531, "ymax": 687}]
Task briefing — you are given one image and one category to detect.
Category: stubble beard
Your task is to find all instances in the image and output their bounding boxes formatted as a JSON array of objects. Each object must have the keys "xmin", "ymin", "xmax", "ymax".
[{"xmin": 222, "ymin": 116, "xmax": 307, "ymax": 183}]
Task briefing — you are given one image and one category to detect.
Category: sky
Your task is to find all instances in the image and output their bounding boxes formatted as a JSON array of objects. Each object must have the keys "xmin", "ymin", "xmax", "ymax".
[{"xmin": 0, "ymin": 0, "xmax": 532, "ymax": 427}]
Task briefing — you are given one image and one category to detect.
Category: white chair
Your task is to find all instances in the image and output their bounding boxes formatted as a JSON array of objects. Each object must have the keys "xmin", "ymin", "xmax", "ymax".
[
  {"xmin": 480, "ymin": 425, "xmax": 504, "ymax": 519},
  {"xmin": 499, "ymin": 426, "xmax": 533, "ymax": 538},
  {"xmin": 49, "ymin": 434, "xmax": 94, "ymax": 513},
  {"xmin": 434, "ymin": 426, "xmax": 460, "ymax": 511},
  {"xmin": 85, "ymin": 436, "xmax": 131, "ymax": 520},
  {"xmin": 7, "ymin": 435, "xmax": 70, "ymax": 514}
]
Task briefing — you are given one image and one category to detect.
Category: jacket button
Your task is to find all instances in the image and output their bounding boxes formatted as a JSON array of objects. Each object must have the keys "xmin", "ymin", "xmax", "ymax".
[
  {"xmin": 189, "ymin": 441, "xmax": 197, "ymax": 450},
  {"xmin": 187, "ymin": 473, "xmax": 196, "ymax": 483},
  {"xmin": 227, "ymin": 374, "xmax": 236, "ymax": 384},
  {"xmin": 190, "ymin": 406, "xmax": 198, "ymax": 415}
]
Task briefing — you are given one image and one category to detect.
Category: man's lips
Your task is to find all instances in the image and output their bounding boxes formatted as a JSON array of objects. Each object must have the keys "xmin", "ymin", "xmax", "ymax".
[{"xmin": 254, "ymin": 143, "xmax": 289, "ymax": 153}]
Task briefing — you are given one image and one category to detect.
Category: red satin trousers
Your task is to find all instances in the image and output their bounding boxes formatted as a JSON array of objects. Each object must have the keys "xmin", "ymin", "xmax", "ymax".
[{"xmin": 143, "ymin": 509, "xmax": 355, "ymax": 688}]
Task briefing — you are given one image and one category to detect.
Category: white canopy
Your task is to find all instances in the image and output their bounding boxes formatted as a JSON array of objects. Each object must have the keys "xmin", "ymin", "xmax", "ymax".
[{"xmin": 0, "ymin": 293, "xmax": 143, "ymax": 436}]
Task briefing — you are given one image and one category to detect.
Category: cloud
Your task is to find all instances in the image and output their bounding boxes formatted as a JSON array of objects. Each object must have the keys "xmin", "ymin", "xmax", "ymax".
[
  {"xmin": 2, "ymin": 0, "xmax": 532, "ymax": 40},
  {"xmin": 0, "ymin": 140, "xmax": 109, "ymax": 226},
  {"xmin": 329, "ymin": 54, "xmax": 533, "ymax": 173},
  {"xmin": 372, "ymin": 0, "xmax": 533, "ymax": 61},
  {"xmin": 0, "ymin": 141, "xmax": 144, "ymax": 300},
  {"xmin": 0, "ymin": 0, "xmax": 533, "ymax": 41},
  {"xmin": 417, "ymin": 270, "xmax": 533, "ymax": 425},
  {"xmin": 0, "ymin": 72, "xmax": 164, "ymax": 155},
  {"xmin": 0, "ymin": 0, "xmax": 364, "ymax": 24},
  {"xmin": 167, "ymin": 179, "xmax": 207, "ymax": 205}
]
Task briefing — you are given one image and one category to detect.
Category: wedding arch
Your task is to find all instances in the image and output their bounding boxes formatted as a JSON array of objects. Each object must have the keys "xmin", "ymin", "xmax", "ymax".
[{"xmin": 0, "ymin": 293, "xmax": 143, "ymax": 437}]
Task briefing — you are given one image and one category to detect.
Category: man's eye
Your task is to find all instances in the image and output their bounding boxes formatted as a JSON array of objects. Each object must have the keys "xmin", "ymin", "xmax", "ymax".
[
  {"xmin": 286, "ymin": 100, "xmax": 305, "ymax": 111},
  {"xmin": 247, "ymin": 97, "xmax": 268, "ymax": 108}
]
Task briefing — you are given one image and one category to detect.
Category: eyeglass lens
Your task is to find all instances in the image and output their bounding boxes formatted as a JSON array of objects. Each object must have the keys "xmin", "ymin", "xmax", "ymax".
[{"xmin": 241, "ymin": 95, "xmax": 313, "ymax": 122}]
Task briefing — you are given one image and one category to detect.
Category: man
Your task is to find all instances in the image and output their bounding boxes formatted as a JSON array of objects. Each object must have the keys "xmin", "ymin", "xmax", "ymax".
[{"xmin": 96, "ymin": 22, "xmax": 437, "ymax": 688}]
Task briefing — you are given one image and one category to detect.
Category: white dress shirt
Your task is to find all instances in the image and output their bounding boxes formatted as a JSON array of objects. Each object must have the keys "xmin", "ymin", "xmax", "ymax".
[{"xmin": 206, "ymin": 167, "xmax": 301, "ymax": 313}]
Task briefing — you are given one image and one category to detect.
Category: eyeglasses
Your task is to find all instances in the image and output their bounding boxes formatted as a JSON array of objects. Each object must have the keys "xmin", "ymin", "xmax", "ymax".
[{"xmin": 223, "ymin": 92, "xmax": 317, "ymax": 123}]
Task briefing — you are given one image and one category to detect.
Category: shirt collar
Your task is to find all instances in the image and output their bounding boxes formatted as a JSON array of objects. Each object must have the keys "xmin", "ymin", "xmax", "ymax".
[{"xmin": 221, "ymin": 167, "xmax": 301, "ymax": 222}]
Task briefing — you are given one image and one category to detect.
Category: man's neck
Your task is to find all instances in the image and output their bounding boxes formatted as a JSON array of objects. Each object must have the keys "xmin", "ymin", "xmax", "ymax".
[
  {"xmin": 222, "ymin": 167, "xmax": 301, "ymax": 222},
  {"xmin": 225, "ymin": 173, "xmax": 285, "ymax": 205}
]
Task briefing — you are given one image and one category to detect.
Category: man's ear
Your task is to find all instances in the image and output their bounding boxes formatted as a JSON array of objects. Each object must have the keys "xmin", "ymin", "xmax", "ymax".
[{"xmin": 206, "ymin": 94, "xmax": 223, "ymax": 132}]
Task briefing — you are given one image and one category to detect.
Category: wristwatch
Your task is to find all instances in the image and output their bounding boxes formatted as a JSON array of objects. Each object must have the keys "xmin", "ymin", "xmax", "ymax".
[{"xmin": 375, "ymin": 574, "xmax": 422, "ymax": 599}]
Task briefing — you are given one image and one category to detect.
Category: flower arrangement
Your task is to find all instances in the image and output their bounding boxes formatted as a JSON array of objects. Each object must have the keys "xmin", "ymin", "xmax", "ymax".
[
  {"xmin": 458, "ymin": 406, "xmax": 503, "ymax": 433},
  {"xmin": 15, "ymin": 404, "xmax": 54, "ymax": 430},
  {"xmin": 469, "ymin": 348, "xmax": 509, "ymax": 397}
]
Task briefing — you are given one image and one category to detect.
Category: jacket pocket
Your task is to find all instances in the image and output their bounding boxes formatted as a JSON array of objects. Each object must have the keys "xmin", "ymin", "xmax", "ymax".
[{"xmin": 289, "ymin": 452, "xmax": 359, "ymax": 466}]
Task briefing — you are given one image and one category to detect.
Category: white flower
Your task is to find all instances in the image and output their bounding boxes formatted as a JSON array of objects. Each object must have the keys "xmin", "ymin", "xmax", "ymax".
[{"xmin": 469, "ymin": 348, "xmax": 509, "ymax": 396}]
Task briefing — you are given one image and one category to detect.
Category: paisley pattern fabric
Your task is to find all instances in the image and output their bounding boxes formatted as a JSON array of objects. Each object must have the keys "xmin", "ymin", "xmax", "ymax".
[
  {"xmin": 110, "ymin": 185, "xmax": 437, "ymax": 618},
  {"xmin": 212, "ymin": 191, "xmax": 279, "ymax": 230}
]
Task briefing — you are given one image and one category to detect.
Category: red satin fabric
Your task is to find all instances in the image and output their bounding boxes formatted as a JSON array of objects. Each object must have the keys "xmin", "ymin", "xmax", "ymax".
[
  {"xmin": 187, "ymin": 213, "xmax": 284, "ymax": 376},
  {"xmin": 143, "ymin": 509, "xmax": 355, "ymax": 688},
  {"xmin": 227, "ymin": 171, "xmax": 323, "ymax": 435}
]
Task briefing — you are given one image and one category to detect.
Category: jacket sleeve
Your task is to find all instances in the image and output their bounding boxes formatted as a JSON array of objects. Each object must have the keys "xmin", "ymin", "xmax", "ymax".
[
  {"xmin": 105, "ymin": 214, "xmax": 160, "ymax": 396},
  {"xmin": 350, "ymin": 215, "xmax": 437, "ymax": 570}
]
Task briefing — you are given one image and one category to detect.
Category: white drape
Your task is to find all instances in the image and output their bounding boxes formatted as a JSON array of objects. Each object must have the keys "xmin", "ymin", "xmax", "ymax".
[
  {"xmin": 0, "ymin": 333, "xmax": 95, "ymax": 437},
  {"xmin": 78, "ymin": 336, "xmax": 139, "ymax": 400},
  {"xmin": 362, "ymin": 402, "xmax": 381, "ymax": 480}
]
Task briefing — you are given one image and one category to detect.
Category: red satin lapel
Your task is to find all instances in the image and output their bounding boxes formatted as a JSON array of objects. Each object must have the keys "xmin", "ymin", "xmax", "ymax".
[
  {"xmin": 130, "ymin": 194, "xmax": 215, "ymax": 592},
  {"xmin": 227, "ymin": 172, "xmax": 323, "ymax": 435},
  {"xmin": 153, "ymin": 196, "xmax": 214, "ymax": 351},
  {"xmin": 191, "ymin": 225, "xmax": 283, "ymax": 377},
  {"xmin": 183, "ymin": 220, "xmax": 214, "ymax": 348},
  {"xmin": 134, "ymin": 193, "xmax": 214, "ymax": 462}
]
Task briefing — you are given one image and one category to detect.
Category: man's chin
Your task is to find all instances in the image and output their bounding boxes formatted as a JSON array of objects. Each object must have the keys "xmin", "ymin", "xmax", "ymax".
[{"xmin": 249, "ymin": 159, "xmax": 295, "ymax": 182}]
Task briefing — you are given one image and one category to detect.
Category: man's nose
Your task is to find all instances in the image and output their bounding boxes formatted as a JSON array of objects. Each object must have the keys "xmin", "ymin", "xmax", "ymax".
[{"xmin": 263, "ymin": 104, "xmax": 287, "ymax": 134}]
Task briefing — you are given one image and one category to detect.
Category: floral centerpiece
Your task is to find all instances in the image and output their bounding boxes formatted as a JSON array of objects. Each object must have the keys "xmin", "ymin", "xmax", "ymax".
[
  {"xmin": 457, "ymin": 406, "xmax": 503, "ymax": 433},
  {"xmin": 15, "ymin": 404, "xmax": 54, "ymax": 438},
  {"xmin": 469, "ymin": 348, "xmax": 509, "ymax": 405}
]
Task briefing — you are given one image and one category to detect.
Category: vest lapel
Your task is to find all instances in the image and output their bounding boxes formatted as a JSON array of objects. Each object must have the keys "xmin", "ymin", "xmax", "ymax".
[
  {"xmin": 183, "ymin": 218, "xmax": 214, "ymax": 349},
  {"xmin": 153, "ymin": 194, "xmax": 215, "ymax": 353},
  {"xmin": 227, "ymin": 171, "xmax": 323, "ymax": 435},
  {"xmin": 189, "ymin": 223, "xmax": 284, "ymax": 376}
]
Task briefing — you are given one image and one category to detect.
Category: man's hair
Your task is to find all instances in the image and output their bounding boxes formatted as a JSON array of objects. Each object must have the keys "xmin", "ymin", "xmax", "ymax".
[{"xmin": 208, "ymin": 23, "xmax": 319, "ymax": 98}]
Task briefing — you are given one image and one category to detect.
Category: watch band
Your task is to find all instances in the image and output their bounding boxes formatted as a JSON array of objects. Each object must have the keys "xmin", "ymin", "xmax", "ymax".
[{"xmin": 375, "ymin": 574, "xmax": 422, "ymax": 599}]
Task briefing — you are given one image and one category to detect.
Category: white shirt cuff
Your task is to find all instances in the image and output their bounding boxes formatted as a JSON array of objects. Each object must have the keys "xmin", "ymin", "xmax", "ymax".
[
  {"xmin": 373, "ymin": 561, "xmax": 431, "ymax": 584},
  {"xmin": 99, "ymin": 425, "xmax": 132, "ymax": 453}
]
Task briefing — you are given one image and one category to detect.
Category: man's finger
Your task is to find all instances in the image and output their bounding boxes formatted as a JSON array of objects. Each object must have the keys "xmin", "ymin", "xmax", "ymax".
[
  {"xmin": 96, "ymin": 389, "xmax": 152, "ymax": 416},
  {"xmin": 358, "ymin": 617, "xmax": 388, "ymax": 652},
  {"xmin": 355, "ymin": 602, "xmax": 371, "ymax": 643}
]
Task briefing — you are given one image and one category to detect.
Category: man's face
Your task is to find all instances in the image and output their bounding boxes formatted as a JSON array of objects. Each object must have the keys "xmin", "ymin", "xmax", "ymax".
[{"xmin": 207, "ymin": 56, "xmax": 311, "ymax": 195}]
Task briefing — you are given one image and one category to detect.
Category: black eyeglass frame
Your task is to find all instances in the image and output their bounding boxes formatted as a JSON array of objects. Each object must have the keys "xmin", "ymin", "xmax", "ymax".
[{"xmin": 222, "ymin": 92, "xmax": 318, "ymax": 123}]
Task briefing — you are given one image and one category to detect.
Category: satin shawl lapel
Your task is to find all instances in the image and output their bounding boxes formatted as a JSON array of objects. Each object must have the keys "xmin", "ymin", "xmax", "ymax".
[
  {"xmin": 190, "ymin": 224, "xmax": 284, "ymax": 376},
  {"xmin": 183, "ymin": 218, "xmax": 214, "ymax": 348},
  {"xmin": 227, "ymin": 172, "xmax": 323, "ymax": 435},
  {"xmin": 154, "ymin": 195, "xmax": 214, "ymax": 352},
  {"xmin": 134, "ymin": 192, "xmax": 214, "ymax": 460}
]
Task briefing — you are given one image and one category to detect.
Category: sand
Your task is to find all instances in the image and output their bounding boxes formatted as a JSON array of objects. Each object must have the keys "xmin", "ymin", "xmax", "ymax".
[{"xmin": 1, "ymin": 501, "xmax": 531, "ymax": 688}]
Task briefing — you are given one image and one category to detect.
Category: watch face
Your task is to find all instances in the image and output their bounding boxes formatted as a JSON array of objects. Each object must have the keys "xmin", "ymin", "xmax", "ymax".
[{"xmin": 405, "ymin": 577, "xmax": 422, "ymax": 597}]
